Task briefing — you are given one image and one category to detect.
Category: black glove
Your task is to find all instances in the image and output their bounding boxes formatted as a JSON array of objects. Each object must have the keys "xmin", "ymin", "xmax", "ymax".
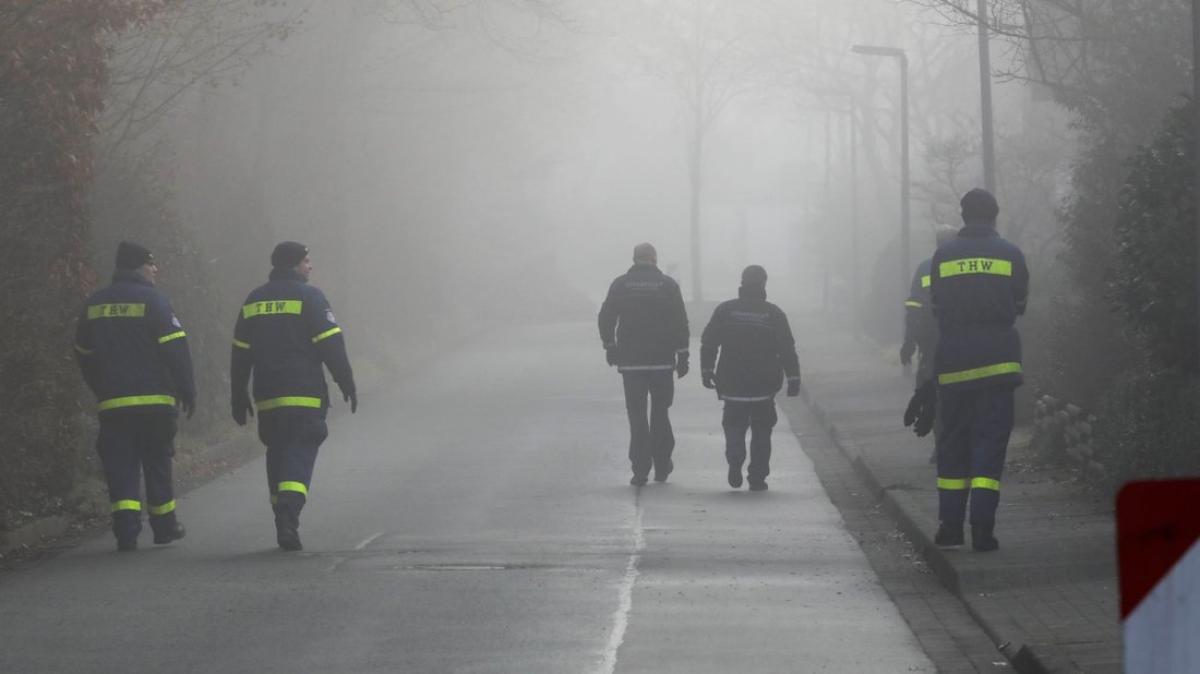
[
  {"xmin": 676, "ymin": 351, "xmax": 689, "ymax": 379},
  {"xmin": 232, "ymin": 392, "xmax": 254, "ymax": 426},
  {"xmin": 900, "ymin": 341, "xmax": 915, "ymax": 367},
  {"xmin": 786, "ymin": 377, "xmax": 800, "ymax": 397},
  {"xmin": 341, "ymin": 384, "xmax": 358, "ymax": 414},
  {"xmin": 604, "ymin": 343, "xmax": 617, "ymax": 367},
  {"xmin": 179, "ymin": 397, "xmax": 196, "ymax": 420},
  {"xmin": 702, "ymin": 371, "xmax": 716, "ymax": 390},
  {"xmin": 903, "ymin": 379, "xmax": 937, "ymax": 437}
]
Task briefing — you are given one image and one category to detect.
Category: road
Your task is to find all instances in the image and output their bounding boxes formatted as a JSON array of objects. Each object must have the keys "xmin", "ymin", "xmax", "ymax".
[{"xmin": 0, "ymin": 323, "xmax": 933, "ymax": 673}]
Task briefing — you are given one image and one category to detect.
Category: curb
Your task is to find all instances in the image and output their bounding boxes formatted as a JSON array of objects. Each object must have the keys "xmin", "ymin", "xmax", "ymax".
[
  {"xmin": 798, "ymin": 385, "xmax": 1063, "ymax": 674},
  {"xmin": 0, "ymin": 432, "xmax": 261, "ymax": 558}
]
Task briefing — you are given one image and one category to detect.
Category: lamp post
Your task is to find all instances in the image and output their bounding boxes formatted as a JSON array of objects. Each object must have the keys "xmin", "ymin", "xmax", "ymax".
[
  {"xmin": 977, "ymin": 0, "xmax": 997, "ymax": 193},
  {"xmin": 1194, "ymin": 0, "xmax": 1200, "ymax": 366},
  {"xmin": 852, "ymin": 44, "xmax": 911, "ymax": 292}
]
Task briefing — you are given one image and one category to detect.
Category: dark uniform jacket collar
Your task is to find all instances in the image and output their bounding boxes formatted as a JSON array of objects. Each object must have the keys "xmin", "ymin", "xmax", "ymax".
[
  {"xmin": 269, "ymin": 268, "xmax": 308, "ymax": 283},
  {"xmin": 627, "ymin": 263, "xmax": 660, "ymax": 274},
  {"xmin": 112, "ymin": 269, "xmax": 152, "ymax": 286},
  {"xmin": 960, "ymin": 223, "xmax": 998, "ymax": 237},
  {"xmin": 738, "ymin": 285, "xmax": 766, "ymax": 301}
]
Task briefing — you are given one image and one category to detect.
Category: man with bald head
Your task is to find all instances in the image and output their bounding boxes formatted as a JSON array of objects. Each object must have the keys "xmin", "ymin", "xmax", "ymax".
[{"xmin": 598, "ymin": 243, "xmax": 690, "ymax": 486}]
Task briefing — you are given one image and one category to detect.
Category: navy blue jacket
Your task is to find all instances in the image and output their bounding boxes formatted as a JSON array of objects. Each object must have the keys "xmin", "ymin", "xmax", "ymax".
[
  {"xmin": 598, "ymin": 264, "xmax": 689, "ymax": 372},
  {"xmin": 231, "ymin": 269, "xmax": 355, "ymax": 412},
  {"xmin": 903, "ymin": 258, "xmax": 938, "ymax": 379},
  {"xmin": 700, "ymin": 286, "xmax": 800, "ymax": 401},
  {"xmin": 930, "ymin": 224, "xmax": 1029, "ymax": 391},
  {"xmin": 74, "ymin": 270, "xmax": 196, "ymax": 416}
]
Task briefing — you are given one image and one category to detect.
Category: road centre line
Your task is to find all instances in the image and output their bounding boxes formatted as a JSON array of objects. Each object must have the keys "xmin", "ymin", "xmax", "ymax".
[{"xmin": 596, "ymin": 490, "xmax": 646, "ymax": 674}]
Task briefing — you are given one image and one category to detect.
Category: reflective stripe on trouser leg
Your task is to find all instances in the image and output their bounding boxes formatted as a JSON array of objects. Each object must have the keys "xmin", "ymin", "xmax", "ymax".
[
  {"xmin": 97, "ymin": 415, "xmax": 145, "ymax": 541},
  {"xmin": 258, "ymin": 407, "xmax": 327, "ymax": 506},
  {"xmin": 138, "ymin": 413, "xmax": 179, "ymax": 538},
  {"xmin": 968, "ymin": 387, "xmax": 1014, "ymax": 524},
  {"xmin": 936, "ymin": 388, "xmax": 973, "ymax": 524}
]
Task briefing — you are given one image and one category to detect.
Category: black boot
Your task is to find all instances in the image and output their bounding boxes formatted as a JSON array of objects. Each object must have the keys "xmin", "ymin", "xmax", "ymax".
[
  {"xmin": 654, "ymin": 459, "xmax": 673, "ymax": 483},
  {"xmin": 934, "ymin": 521, "xmax": 964, "ymax": 547},
  {"xmin": 153, "ymin": 520, "xmax": 187, "ymax": 545},
  {"xmin": 971, "ymin": 522, "xmax": 999, "ymax": 552},
  {"xmin": 274, "ymin": 493, "xmax": 303, "ymax": 551},
  {"xmin": 112, "ymin": 510, "xmax": 141, "ymax": 552},
  {"xmin": 728, "ymin": 464, "xmax": 743, "ymax": 488}
]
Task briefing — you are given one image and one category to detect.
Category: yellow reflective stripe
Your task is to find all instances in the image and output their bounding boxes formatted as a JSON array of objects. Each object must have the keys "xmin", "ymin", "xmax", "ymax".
[
  {"xmin": 256, "ymin": 396, "xmax": 323, "ymax": 411},
  {"xmin": 938, "ymin": 478, "xmax": 968, "ymax": 490},
  {"xmin": 233, "ymin": 339, "xmax": 251, "ymax": 350},
  {"xmin": 242, "ymin": 300, "xmax": 303, "ymax": 319},
  {"xmin": 98, "ymin": 395, "xmax": 176, "ymax": 411},
  {"xmin": 312, "ymin": 327, "xmax": 342, "ymax": 344},
  {"xmin": 938, "ymin": 258, "xmax": 1013, "ymax": 279},
  {"xmin": 149, "ymin": 500, "xmax": 176, "ymax": 516},
  {"xmin": 921, "ymin": 275, "xmax": 932, "ymax": 288},
  {"xmin": 904, "ymin": 301, "xmax": 923, "ymax": 308},
  {"xmin": 111, "ymin": 499, "xmax": 142, "ymax": 512},
  {"xmin": 158, "ymin": 331, "xmax": 186, "ymax": 344},
  {"xmin": 938, "ymin": 362, "xmax": 1023, "ymax": 386},
  {"xmin": 971, "ymin": 477, "xmax": 1001, "ymax": 491},
  {"xmin": 278, "ymin": 481, "xmax": 308, "ymax": 496},
  {"xmin": 87, "ymin": 303, "xmax": 146, "ymax": 319},
  {"xmin": 74, "ymin": 344, "xmax": 94, "ymax": 355}
]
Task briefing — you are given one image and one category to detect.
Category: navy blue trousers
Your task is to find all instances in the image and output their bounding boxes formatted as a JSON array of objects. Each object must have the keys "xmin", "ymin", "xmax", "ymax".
[
  {"xmin": 935, "ymin": 386, "xmax": 1014, "ymax": 525},
  {"xmin": 622, "ymin": 370, "xmax": 675, "ymax": 479},
  {"xmin": 723, "ymin": 400, "xmax": 777, "ymax": 484},
  {"xmin": 96, "ymin": 412, "xmax": 178, "ymax": 541},
  {"xmin": 257, "ymin": 408, "xmax": 328, "ymax": 510}
]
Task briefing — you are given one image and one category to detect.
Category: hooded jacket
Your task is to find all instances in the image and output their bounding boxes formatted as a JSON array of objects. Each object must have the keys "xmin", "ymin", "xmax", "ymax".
[
  {"xmin": 700, "ymin": 286, "xmax": 801, "ymax": 401},
  {"xmin": 74, "ymin": 270, "xmax": 196, "ymax": 415},
  {"xmin": 930, "ymin": 223, "xmax": 1029, "ymax": 391},
  {"xmin": 231, "ymin": 268, "xmax": 355, "ymax": 412},
  {"xmin": 597, "ymin": 263, "xmax": 689, "ymax": 371}
]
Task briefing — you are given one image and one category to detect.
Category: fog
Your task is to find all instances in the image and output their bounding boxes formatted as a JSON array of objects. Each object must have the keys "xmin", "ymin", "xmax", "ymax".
[{"xmin": 116, "ymin": 0, "xmax": 1062, "ymax": 356}]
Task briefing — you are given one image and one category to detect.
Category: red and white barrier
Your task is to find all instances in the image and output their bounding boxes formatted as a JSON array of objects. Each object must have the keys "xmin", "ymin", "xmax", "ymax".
[{"xmin": 1118, "ymin": 479, "xmax": 1200, "ymax": 674}]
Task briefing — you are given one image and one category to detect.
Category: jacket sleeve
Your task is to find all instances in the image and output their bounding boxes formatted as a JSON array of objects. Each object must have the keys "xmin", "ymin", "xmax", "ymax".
[
  {"xmin": 305, "ymin": 288, "xmax": 355, "ymax": 393},
  {"xmin": 150, "ymin": 295, "xmax": 196, "ymax": 403},
  {"xmin": 231, "ymin": 307, "xmax": 253, "ymax": 402},
  {"xmin": 670, "ymin": 279, "xmax": 689, "ymax": 354},
  {"xmin": 597, "ymin": 279, "xmax": 620, "ymax": 349},
  {"xmin": 699, "ymin": 306, "xmax": 722, "ymax": 374},
  {"xmin": 1012, "ymin": 248, "xmax": 1030, "ymax": 316},
  {"xmin": 902, "ymin": 265, "xmax": 924, "ymax": 348},
  {"xmin": 74, "ymin": 306, "xmax": 100, "ymax": 395},
  {"xmin": 774, "ymin": 309, "xmax": 801, "ymax": 381},
  {"xmin": 929, "ymin": 252, "xmax": 943, "ymax": 317}
]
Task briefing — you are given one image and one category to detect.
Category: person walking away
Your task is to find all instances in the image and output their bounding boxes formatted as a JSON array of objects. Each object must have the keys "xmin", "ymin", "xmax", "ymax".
[
  {"xmin": 230, "ymin": 241, "xmax": 357, "ymax": 551},
  {"xmin": 912, "ymin": 189, "xmax": 1029, "ymax": 552},
  {"xmin": 901, "ymin": 224, "xmax": 959, "ymax": 462},
  {"xmin": 598, "ymin": 243, "xmax": 690, "ymax": 486},
  {"xmin": 75, "ymin": 241, "xmax": 195, "ymax": 552},
  {"xmin": 700, "ymin": 265, "xmax": 801, "ymax": 492}
]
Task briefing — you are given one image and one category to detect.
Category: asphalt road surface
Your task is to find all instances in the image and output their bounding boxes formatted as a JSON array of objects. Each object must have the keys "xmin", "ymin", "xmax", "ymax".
[{"xmin": 0, "ymin": 323, "xmax": 933, "ymax": 673}]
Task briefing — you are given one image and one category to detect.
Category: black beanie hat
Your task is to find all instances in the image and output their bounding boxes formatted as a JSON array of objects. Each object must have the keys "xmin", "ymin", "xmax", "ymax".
[
  {"xmin": 271, "ymin": 241, "xmax": 309, "ymax": 269},
  {"xmin": 741, "ymin": 265, "xmax": 768, "ymax": 287},
  {"xmin": 115, "ymin": 241, "xmax": 153, "ymax": 270},
  {"xmin": 960, "ymin": 188, "xmax": 999, "ymax": 224}
]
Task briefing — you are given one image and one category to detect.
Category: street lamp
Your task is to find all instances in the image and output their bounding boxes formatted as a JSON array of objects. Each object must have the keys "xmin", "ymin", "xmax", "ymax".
[
  {"xmin": 976, "ymin": 0, "xmax": 997, "ymax": 193},
  {"xmin": 852, "ymin": 44, "xmax": 911, "ymax": 293}
]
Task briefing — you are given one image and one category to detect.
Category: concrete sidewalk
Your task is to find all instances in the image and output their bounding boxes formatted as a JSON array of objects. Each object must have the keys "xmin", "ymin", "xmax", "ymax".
[{"xmin": 779, "ymin": 317, "xmax": 1121, "ymax": 673}]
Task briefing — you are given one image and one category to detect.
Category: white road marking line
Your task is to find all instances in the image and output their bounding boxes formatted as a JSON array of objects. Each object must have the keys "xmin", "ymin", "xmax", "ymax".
[
  {"xmin": 327, "ymin": 532, "xmax": 387, "ymax": 571},
  {"xmin": 355, "ymin": 531, "xmax": 385, "ymax": 551},
  {"xmin": 597, "ymin": 492, "xmax": 646, "ymax": 674}
]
